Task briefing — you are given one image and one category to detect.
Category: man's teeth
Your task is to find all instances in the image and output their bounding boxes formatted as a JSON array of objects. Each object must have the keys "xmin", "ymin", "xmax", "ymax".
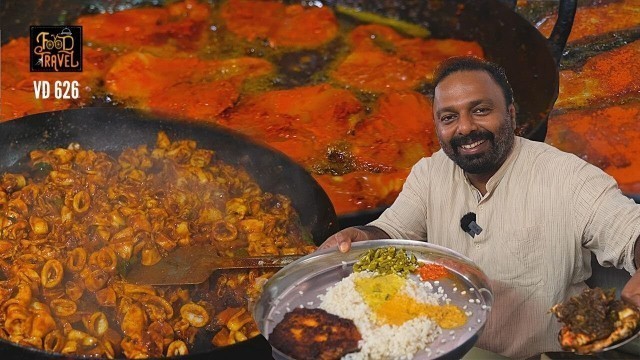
[{"xmin": 460, "ymin": 140, "xmax": 485, "ymax": 149}]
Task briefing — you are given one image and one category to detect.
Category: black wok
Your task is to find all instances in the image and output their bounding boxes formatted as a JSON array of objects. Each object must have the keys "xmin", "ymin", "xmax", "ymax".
[
  {"xmin": 0, "ymin": 107, "xmax": 339, "ymax": 360},
  {"xmin": 0, "ymin": 0, "xmax": 576, "ymax": 142},
  {"xmin": 0, "ymin": 0, "xmax": 577, "ymax": 228}
]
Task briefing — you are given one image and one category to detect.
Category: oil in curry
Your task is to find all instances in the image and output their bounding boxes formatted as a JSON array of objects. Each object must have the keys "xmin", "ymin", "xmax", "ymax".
[{"xmin": 0, "ymin": 0, "xmax": 486, "ymax": 215}]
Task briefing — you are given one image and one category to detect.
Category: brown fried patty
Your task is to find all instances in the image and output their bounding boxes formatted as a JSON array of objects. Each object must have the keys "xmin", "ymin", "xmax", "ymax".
[{"xmin": 269, "ymin": 307, "xmax": 361, "ymax": 360}]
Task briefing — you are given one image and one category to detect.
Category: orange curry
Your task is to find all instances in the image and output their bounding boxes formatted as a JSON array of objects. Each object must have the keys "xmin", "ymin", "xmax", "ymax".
[{"xmin": 536, "ymin": 0, "xmax": 640, "ymax": 196}]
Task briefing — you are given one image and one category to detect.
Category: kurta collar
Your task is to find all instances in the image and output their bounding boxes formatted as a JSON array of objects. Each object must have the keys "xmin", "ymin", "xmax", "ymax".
[
  {"xmin": 459, "ymin": 136, "xmax": 524, "ymax": 197},
  {"xmin": 485, "ymin": 136, "xmax": 523, "ymax": 193}
]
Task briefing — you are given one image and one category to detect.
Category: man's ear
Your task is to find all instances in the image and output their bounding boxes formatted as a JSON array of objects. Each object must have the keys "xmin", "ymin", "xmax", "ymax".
[{"xmin": 508, "ymin": 104, "xmax": 516, "ymax": 127}]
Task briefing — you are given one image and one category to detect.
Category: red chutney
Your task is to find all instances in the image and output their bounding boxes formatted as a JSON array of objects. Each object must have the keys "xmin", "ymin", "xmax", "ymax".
[{"xmin": 417, "ymin": 263, "xmax": 449, "ymax": 281}]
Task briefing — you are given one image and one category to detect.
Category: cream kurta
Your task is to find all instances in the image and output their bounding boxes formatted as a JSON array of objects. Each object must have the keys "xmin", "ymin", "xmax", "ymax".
[{"xmin": 369, "ymin": 136, "xmax": 640, "ymax": 359}]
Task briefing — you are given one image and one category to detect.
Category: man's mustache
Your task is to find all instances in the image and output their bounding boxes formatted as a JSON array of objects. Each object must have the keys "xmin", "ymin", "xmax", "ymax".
[{"xmin": 450, "ymin": 131, "xmax": 494, "ymax": 149}]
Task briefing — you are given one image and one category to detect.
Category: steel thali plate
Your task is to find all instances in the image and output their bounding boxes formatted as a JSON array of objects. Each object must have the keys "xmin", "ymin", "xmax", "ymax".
[{"xmin": 252, "ymin": 239, "xmax": 494, "ymax": 360}]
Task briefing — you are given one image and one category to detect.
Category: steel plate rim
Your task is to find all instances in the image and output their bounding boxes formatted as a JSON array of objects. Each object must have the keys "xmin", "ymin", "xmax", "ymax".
[{"xmin": 253, "ymin": 239, "xmax": 494, "ymax": 360}]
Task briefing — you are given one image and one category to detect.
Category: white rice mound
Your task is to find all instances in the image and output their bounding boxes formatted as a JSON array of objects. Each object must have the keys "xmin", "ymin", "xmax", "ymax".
[{"xmin": 318, "ymin": 271, "xmax": 443, "ymax": 359}]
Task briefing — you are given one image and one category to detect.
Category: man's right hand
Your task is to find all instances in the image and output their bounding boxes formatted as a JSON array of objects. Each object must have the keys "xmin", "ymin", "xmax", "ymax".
[{"xmin": 318, "ymin": 225, "xmax": 389, "ymax": 253}]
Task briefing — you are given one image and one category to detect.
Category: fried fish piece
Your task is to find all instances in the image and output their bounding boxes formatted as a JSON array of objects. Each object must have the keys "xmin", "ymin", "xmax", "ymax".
[
  {"xmin": 104, "ymin": 52, "xmax": 273, "ymax": 120},
  {"xmin": 330, "ymin": 24, "xmax": 484, "ymax": 92},
  {"xmin": 269, "ymin": 307, "xmax": 361, "ymax": 360},
  {"xmin": 536, "ymin": 2, "xmax": 640, "ymax": 45},
  {"xmin": 554, "ymin": 40, "xmax": 640, "ymax": 110},
  {"xmin": 550, "ymin": 288, "xmax": 640, "ymax": 355},
  {"xmin": 545, "ymin": 103, "xmax": 640, "ymax": 196},
  {"xmin": 221, "ymin": 0, "xmax": 339, "ymax": 48}
]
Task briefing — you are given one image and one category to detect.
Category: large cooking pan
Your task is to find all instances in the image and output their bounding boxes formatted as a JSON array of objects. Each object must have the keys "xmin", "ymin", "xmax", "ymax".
[
  {"xmin": 0, "ymin": 0, "xmax": 577, "ymax": 227},
  {"xmin": 0, "ymin": 0, "xmax": 576, "ymax": 142},
  {"xmin": 0, "ymin": 107, "xmax": 339, "ymax": 359}
]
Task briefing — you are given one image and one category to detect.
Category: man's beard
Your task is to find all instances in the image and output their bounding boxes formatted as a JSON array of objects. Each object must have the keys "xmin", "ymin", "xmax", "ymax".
[{"xmin": 439, "ymin": 115, "xmax": 515, "ymax": 174}]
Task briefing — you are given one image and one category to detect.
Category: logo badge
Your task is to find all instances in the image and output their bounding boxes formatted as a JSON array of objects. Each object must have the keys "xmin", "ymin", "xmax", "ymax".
[{"xmin": 30, "ymin": 26, "xmax": 83, "ymax": 72}]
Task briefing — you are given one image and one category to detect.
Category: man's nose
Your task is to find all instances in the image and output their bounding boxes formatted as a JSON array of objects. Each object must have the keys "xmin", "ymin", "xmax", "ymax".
[{"xmin": 457, "ymin": 112, "xmax": 478, "ymax": 135}]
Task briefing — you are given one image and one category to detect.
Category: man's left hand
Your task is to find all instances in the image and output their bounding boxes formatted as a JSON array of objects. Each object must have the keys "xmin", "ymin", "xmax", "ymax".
[
  {"xmin": 622, "ymin": 235, "xmax": 640, "ymax": 307},
  {"xmin": 622, "ymin": 270, "xmax": 640, "ymax": 308}
]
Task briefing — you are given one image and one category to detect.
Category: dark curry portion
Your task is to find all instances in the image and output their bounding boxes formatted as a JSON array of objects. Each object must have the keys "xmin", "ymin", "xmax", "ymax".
[
  {"xmin": 551, "ymin": 287, "xmax": 640, "ymax": 354},
  {"xmin": 552, "ymin": 288, "xmax": 618, "ymax": 341}
]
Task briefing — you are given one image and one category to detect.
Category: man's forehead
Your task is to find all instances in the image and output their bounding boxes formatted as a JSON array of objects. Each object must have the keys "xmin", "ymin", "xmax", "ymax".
[
  {"xmin": 435, "ymin": 70, "xmax": 495, "ymax": 91},
  {"xmin": 433, "ymin": 71, "xmax": 502, "ymax": 104}
]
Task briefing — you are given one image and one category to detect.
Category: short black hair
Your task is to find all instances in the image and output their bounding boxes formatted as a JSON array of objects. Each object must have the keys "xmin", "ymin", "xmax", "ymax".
[{"xmin": 431, "ymin": 56, "xmax": 514, "ymax": 106}]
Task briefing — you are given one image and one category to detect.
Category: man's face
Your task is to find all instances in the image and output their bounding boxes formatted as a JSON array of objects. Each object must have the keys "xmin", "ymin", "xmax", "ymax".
[{"xmin": 432, "ymin": 70, "xmax": 516, "ymax": 175}]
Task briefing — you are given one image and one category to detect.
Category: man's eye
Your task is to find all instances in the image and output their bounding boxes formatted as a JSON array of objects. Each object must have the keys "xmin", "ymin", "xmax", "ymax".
[
  {"xmin": 473, "ymin": 107, "xmax": 491, "ymax": 115},
  {"xmin": 441, "ymin": 114, "xmax": 456, "ymax": 123}
]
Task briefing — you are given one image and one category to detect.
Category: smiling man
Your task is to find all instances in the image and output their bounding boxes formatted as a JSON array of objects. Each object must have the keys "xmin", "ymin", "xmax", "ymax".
[
  {"xmin": 431, "ymin": 61, "xmax": 516, "ymax": 194},
  {"xmin": 319, "ymin": 56, "xmax": 640, "ymax": 359}
]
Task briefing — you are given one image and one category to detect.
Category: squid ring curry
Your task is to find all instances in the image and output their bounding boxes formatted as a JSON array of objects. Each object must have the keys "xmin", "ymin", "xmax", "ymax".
[{"xmin": 0, "ymin": 132, "xmax": 316, "ymax": 358}]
